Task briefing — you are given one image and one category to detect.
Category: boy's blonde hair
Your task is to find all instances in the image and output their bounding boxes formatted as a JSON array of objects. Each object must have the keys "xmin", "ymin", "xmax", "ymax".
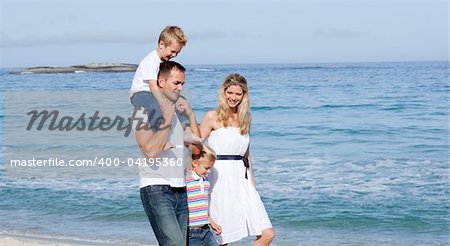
[
  {"xmin": 192, "ymin": 145, "xmax": 216, "ymax": 163},
  {"xmin": 158, "ymin": 26, "xmax": 187, "ymax": 47},
  {"xmin": 216, "ymin": 73, "xmax": 251, "ymax": 135}
]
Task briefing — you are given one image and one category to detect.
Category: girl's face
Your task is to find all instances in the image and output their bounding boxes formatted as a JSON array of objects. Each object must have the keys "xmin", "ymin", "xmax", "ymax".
[
  {"xmin": 225, "ymin": 85, "xmax": 244, "ymax": 108},
  {"xmin": 192, "ymin": 160, "xmax": 214, "ymax": 178}
]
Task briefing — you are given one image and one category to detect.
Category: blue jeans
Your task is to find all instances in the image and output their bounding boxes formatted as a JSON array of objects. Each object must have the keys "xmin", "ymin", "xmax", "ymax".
[
  {"xmin": 140, "ymin": 185, "xmax": 188, "ymax": 246},
  {"xmin": 188, "ymin": 227, "xmax": 218, "ymax": 246}
]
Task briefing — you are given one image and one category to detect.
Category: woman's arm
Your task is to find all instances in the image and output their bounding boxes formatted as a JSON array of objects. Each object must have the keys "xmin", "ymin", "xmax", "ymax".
[
  {"xmin": 244, "ymin": 114, "xmax": 256, "ymax": 187},
  {"xmin": 244, "ymin": 146, "xmax": 256, "ymax": 188},
  {"xmin": 199, "ymin": 110, "xmax": 217, "ymax": 141}
]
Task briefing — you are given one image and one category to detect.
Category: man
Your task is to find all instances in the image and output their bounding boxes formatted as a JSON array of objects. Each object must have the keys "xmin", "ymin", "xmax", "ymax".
[{"xmin": 133, "ymin": 61, "xmax": 200, "ymax": 245}]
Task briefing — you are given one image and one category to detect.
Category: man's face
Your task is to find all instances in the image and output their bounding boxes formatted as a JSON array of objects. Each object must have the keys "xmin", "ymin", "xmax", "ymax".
[
  {"xmin": 159, "ymin": 69, "xmax": 185, "ymax": 102},
  {"xmin": 159, "ymin": 40, "xmax": 183, "ymax": 61}
]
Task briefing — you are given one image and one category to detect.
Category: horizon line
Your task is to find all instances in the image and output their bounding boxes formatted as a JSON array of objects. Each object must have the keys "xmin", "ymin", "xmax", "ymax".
[{"xmin": 1, "ymin": 59, "xmax": 448, "ymax": 69}]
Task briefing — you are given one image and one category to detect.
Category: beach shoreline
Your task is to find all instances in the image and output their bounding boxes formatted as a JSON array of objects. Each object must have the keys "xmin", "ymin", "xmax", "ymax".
[{"xmin": 0, "ymin": 233, "xmax": 157, "ymax": 246}]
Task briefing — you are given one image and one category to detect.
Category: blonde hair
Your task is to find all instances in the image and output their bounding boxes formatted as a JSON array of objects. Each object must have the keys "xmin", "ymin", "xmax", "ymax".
[
  {"xmin": 192, "ymin": 145, "xmax": 217, "ymax": 163},
  {"xmin": 158, "ymin": 26, "xmax": 187, "ymax": 47},
  {"xmin": 216, "ymin": 73, "xmax": 251, "ymax": 135}
]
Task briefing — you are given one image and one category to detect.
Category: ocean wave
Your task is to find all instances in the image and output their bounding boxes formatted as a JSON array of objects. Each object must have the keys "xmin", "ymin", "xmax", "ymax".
[
  {"xmin": 194, "ymin": 105, "xmax": 299, "ymax": 112},
  {"xmin": 320, "ymin": 103, "xmax": 377, "ymax": 109},
  {"xmin": 192, "ymin": 68, "xmax": 215, "ymax": 72},
  {"xmin": 252, "ymin": 105, "xmax": 298, "ymax": 111},
  {"xmin": 278, "ymin": 212, "xmax": 449, "ymax": 233}
]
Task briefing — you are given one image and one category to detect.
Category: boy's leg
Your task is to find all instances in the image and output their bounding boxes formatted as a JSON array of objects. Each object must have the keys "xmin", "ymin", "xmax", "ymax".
[
  {"xmin": 140, "ymin": 185, "xmax": 186, "ymax": 246},
  {"xmin": 130, "ymin": 91, "xmax": 161, "ymax": 124}
]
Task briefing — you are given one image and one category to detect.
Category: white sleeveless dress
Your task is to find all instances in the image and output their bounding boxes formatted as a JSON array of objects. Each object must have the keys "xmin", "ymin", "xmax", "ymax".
[{"xmin": 207, "ymin": 127, "xmax": 272, "ymax": 244}]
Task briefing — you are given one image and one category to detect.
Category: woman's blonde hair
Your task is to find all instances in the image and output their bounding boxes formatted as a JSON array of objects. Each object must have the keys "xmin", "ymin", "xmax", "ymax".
[
  {"xmin": 216, "ymin": 73, "xmax": 251, "ymax": 135},
  {"xmin": 158, "ymin": 26, "xmax": 187, "ymax": 47}
]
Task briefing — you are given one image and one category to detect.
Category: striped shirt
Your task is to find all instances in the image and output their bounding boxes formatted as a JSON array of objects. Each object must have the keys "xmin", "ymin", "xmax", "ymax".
[{"xmin": 186, "ymin": 172, "xmax": 210, "ymax": 226}]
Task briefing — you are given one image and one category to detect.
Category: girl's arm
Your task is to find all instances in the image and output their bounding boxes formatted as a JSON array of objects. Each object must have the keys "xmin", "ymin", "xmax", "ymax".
[{"xmin": 209, "ymin": 217, "xmax": 222, "ymax": 235}]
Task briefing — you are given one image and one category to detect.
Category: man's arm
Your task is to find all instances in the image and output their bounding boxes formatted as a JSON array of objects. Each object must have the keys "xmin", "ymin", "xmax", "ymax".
[
  {"xmin": 176, "ymin": 97, "xmax": 202, "ymax": 154},
  {"xmin": 189, "ymin": 110, "xmax": 201, "ymax": 138},
  {"xmin": 175, "ymin": 96, "xmax": 200, "ymax": 136},
  {"xmin": 134, "ymin": 104, "xmax": 175, "ymax": 159}
]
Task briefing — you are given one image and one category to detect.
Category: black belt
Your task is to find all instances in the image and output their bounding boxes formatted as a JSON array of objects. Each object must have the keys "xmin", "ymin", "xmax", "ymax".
[{"xmin": 216, "ymin": 155, "xmax": 249, "ymax": 179}]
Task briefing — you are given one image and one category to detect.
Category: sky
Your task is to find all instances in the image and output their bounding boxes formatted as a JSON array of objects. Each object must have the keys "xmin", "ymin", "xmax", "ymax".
[{"xmin": 0, "ymin": 0, "xmax": 448, "ymax": 67}]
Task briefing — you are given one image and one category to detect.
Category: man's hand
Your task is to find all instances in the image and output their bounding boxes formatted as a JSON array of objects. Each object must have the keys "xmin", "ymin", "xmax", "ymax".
[
  {"xmin": 164, "ymin": 142, "xmax": 175, "ymax": 150},
  {"xmin": 183, "ymin": 127, "xmax": 203, "ymax": 146},
  {"xmin": 175, "ymin": 96, "xmax": 193, "ymax": 117},
  {"xmin": 183, "ymin": 127, "xmax": 203, "ymax": 155}
]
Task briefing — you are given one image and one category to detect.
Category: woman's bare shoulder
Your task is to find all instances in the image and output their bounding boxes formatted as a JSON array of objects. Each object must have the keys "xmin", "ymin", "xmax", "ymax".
[
  {"xmin": 202, "ymin": 110, "xmax": 219, "ymax": 130},
  {"xmin": 204, "ymin": 110, "xmax": 218, "ymax": 120}
]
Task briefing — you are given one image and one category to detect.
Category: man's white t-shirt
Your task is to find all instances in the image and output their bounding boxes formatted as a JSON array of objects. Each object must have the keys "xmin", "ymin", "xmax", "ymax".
[
  {"xmin": 132, "ymin": 107, "xmax": 187, "ymax": 188},
  {"xmin": 129, "ymin": 50, "xmax": 162, "ymax": 97}
]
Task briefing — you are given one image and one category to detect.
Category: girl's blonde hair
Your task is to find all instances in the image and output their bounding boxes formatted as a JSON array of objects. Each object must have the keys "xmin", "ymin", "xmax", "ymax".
[
  {"xmin": 187, "ymin": 145, "xmax": 216, "ymax": 177},
  {"xmin": 216, "ymin": 73, "xmax": 251, "ymax": 135},
  {"xmin": 192, "ymin": 145, "xmax": 217, "ymax": 163},
  {"xmin": 158, "ymin": 26, "xmax": 187, "ymax": 47}
]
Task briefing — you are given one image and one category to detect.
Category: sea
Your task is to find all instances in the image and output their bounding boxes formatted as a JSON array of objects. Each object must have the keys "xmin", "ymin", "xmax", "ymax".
[{"xmin": 0, "ymin": 61, "xmax": 448, "ymax": 245}]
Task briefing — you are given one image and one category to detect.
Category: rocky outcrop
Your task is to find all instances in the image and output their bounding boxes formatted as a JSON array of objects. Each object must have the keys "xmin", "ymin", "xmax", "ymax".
[{"xmin": 11, "ymin": 63, "xmax": 138, "ymax": 74}]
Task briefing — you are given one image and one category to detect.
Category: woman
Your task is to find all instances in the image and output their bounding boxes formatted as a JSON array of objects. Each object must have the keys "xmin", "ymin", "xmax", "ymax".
[{"xmin": 200, "ymin": 74, "xmax": 275, "ymax": 245}]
